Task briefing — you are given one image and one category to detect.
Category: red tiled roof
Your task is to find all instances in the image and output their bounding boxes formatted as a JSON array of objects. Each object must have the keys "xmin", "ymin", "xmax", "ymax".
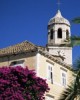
[{"xmin": 0, "ymin": 41, "xmax": 37, "ymax": 57}]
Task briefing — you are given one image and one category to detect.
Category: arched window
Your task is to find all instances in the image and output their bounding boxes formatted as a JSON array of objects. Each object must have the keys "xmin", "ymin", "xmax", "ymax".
[
  {"xmin": 50, "ymin": 29, "xmax": 54, "ymax": 39},
  {"xmin": 66, "ymin": 30, "xmax": 69, "ymax": 40},
  {"xmin": 58, "ymin": 28, "xmax": 62, "ymax": 38}
]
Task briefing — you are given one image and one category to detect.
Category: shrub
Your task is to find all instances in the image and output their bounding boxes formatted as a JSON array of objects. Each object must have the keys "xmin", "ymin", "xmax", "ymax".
[{"xmin": 0, "ymin": 66, "xmax": 50, "ymax": 100}]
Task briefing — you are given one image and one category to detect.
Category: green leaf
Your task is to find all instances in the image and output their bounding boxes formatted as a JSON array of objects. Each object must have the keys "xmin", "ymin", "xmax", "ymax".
[
  {"xmin": 70, "ymin": 36, "xmax": 80, "ymax": 46},
  {"xmin": 72, "ymin": 17, "xmax": 80, "ymax": 24}
]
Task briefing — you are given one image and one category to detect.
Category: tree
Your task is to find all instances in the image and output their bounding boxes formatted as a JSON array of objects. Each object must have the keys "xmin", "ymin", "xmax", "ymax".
[
  {"xmin": 71, "ymin": 36, "xmax": 80, "ymax": 47},
  {"xmin": 72, "ymin": 17, "xmax": 80, "ymax": 24},
  {"xmin": 0, "ymin": 66, "xmax": 50, "ymax": 100},
  {"xmin": 59, "ymin": 59, "xmax": 80, "ymax": 100},
  {"xmin": 71, "ymin": 17, "xmax": 80, "ymax": 46}
]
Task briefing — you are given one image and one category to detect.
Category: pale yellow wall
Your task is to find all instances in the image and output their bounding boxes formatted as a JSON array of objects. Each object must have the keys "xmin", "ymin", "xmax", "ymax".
[
  {"xmin": 0, "ymin": 52, "xmax": 36, "ymax": 70},
  {"xmin": 36, "ymin": 53, "xmax": 74, "ymax": 100}
]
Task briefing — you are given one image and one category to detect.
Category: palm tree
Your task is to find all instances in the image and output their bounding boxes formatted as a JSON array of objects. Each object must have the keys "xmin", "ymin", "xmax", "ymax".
[
  {"xmin": 59, "ymin": 59, "xmax": 80, "ymax": 100},
  {"xmin": 71, "ymin": 17, "xmax": 80, "ymax": 47},
  {"xmin": 72, "ymin": 17, "xmax": 80, "ymax": 24},
  {"xmin": 71, "ymin": 36, "xmax": 80, "ymax": 47}
]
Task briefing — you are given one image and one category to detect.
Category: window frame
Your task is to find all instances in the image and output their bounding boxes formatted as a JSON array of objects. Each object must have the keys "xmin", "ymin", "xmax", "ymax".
[
  {"xmin": 10, "ymin": 60, "xmax": 25, "ymax": 68},
  {"xmin": 61, "ymin": 70, "xmax": 67, "ymax": 87},
  {"xmin": 47, "ymin": 63, "xmax": 53, "ymax": 84},
  {"xmin": 46, "ymin": 96, "xmax": 54, "ymax": 100}
]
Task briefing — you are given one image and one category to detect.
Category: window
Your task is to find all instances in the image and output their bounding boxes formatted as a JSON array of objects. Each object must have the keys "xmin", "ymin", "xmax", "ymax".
[
  {"xmin": 58, "ymin": 28, "xmax": 62, "ymax": 38},
  {"xmin": 61, "ymin": 72, "xmax": 66, "ymax": 86},
  {"xmin": 46, "ymin": 96, "xmax": 54, "ymax": 100},
  {"xmin": 10, "ymin": 60, "xmax": 24, "ymax": 67},
  {"xmin": 47, "ymin": 65, "xmax": 53, "ymax": 84},
  {"xmin": 46, "ymin": 94, "xmax": 54, "ymax": 100},
  {"xmin": 50, "ymin": 29, "xmax": 54, "ymax": 39}
]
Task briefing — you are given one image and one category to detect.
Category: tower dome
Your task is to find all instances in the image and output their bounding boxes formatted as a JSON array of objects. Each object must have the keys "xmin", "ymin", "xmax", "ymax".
[{"xmin": 48, "ymin": 10, "xmax": 70, "ymax": 26}]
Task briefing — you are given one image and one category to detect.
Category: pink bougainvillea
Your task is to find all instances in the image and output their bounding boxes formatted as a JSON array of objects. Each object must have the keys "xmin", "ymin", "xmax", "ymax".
[{"xmin": 0, "ymin": 66, "xmax": 50, "ymax": 100}]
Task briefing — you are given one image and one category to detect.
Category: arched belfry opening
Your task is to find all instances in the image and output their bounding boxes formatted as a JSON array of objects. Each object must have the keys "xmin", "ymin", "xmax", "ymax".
[
  {"xmin": 66, "ymin": 30, "xmax": 69, "ymax": 40},
  {"xmin": 50, "ymin": 29, "xmax": 54, "ymax": 40},
  {"xmin": 57, "ymin": 28, "xmax": 62, "ymax": 38}
]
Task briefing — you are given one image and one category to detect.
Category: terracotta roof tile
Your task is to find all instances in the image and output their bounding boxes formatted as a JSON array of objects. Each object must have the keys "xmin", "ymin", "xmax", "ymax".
[{"xmin": 0, "ymin": 41, "xmax": 37, "ymax": 57}]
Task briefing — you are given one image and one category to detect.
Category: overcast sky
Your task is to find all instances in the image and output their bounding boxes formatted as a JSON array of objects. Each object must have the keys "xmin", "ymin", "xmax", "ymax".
[{"xmin": 0, "ymin": 0, "xmax": 80, "ymax": 63}]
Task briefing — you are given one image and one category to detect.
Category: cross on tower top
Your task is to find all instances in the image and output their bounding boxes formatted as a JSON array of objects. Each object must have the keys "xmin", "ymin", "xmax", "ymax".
[{"xmin": 57, "ymin": 0, "xmax": 61, "ymax": 10}]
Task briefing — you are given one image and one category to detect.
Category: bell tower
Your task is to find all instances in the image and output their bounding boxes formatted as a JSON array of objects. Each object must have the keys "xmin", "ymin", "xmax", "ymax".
[{"xmin": 47, "ymin": 10, "xmax": 72, "ymax": 65}]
